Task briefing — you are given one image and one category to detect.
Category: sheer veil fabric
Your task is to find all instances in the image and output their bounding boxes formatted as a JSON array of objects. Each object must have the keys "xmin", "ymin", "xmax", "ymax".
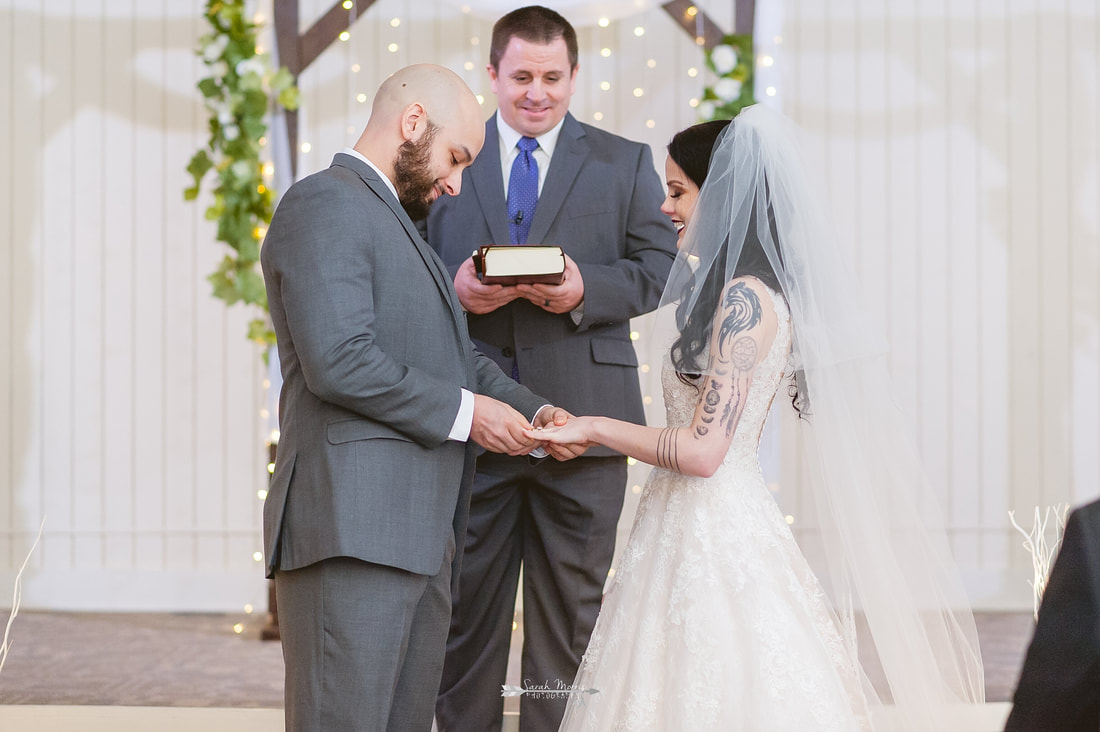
[{"xmin": 653, "ymin": 105, "xmax": 985, "ymax": 729}]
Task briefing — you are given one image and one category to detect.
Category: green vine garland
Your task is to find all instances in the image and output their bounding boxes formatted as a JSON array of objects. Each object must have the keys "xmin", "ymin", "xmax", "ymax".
[
  {"xmin": 185, "ymin": 0, "xmax": 298, "ymax": 349},
  {"xmin": 699, "ymin": 34, "xmax": 756, "ymax": 121}
]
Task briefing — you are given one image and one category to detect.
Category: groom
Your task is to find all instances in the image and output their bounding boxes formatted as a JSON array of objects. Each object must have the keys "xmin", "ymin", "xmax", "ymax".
[{"xmin": 260, "ymin": 64, "xmax": 583, "ymax": 732}]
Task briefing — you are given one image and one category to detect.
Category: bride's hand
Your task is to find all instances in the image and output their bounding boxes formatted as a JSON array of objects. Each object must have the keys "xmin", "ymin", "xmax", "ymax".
[{"xmin": 526, "ymin": 416, "xmax": 599, "ymax": 447}]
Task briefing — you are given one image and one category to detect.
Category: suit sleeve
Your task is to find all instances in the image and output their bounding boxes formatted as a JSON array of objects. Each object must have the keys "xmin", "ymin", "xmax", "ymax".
[
  {"xmin": 572, "ymin": 142, "xmax": 676, "ymax": 333},
  {"xmin": 1005, "ymin": 505, "xmax": 1100, "ymax": 730},
  {"xmin": 264, "ymin": 177, "xmax": 461, "ymax": 448}
]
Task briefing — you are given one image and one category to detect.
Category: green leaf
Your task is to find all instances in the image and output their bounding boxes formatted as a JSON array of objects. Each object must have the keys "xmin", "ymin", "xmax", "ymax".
[{"xmin": 198, "ymin": 77, "xmax": 221, "ymax": 98}]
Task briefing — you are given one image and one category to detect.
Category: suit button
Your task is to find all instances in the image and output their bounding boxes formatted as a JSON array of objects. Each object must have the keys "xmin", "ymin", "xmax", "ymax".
[{"xmin": 502, "ymin": 346, "xmax": 515, "ymax": 358}]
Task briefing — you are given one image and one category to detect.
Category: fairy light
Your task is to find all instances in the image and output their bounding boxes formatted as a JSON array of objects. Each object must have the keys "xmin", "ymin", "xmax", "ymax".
[
  {"xmin": 464, "ymin": 61, "xmax": 474, "ymax": 70},
  {"xmin": 244, "ymin": 604, "xmax": 254, "ymax": 614},
  {"xmin": 342, "ymin": 0, "xmax": 353, "ymax": 8},
  {"xmin": 607, "ymin": 568, "xmax": 616, "ymax": 578},
  {"xmin": 759, "ymin": 55, "xmax": 774, "ymax": 67},
  {"xmin": 356, "ymin": 93, "xmax": 367, "ymax": 103},
  {"xmin": 267, "ymin": 462, "xmax": 275, "ymax": 474},
  {"xmin": 300, "ymin": 142, "xmax": 311, "ymax": 153},
  {"xmin": 630, "ymin": 331, "xmax": 640, "ymax": 340},
  {"xmin": 689, "ymin": 98, "xmax": 700, "ymax": 108},
  {"xmin": 470, "ymin": 36, "xmax": 480, "ymax": 46},
  {"xmin": 598, "ymin": 17, "xmax": 610, "ymax": 27},
  {"xmin": 600, "ymin": 47, "xmax": 611, "ymax": 57},
  {"xmin": 269, "ymin": 429, "xmax": 280, "ymax": 443},
  {"xmin": 258, "ymin": 489, "xmax": 268, "ymax": 500},
  {"xmin": 600, "ymin": 81, "xmax": 611, "ymax": 91},
  {"xmin": 351, "ymin": 63, "xmax": 360, "ymax": 72},
  {"xmin": 593, "ymin": 112, "xmax": 603, "ymax": 121},
  {"xmin": 253, "ymin": 552, "xmax": 263, "ymax": 562},
  {"xmin": 633, "ymin": 87, "xmax": 644, "ymax": 97},
  {"xmin": 626, "ymin": 457, "xmax": 638, "ymax": 466},
  {"xmin": 633, "ymin": 26, "xmax": 645, "ymax": 37},
  {"xmin": 260, "ymin": 408, "xmax": 270, "ymax": 418},
  {"xmin": 338, "ymin": 30, "xmax": 350, "ymax": 42},
  {"xmin": 647, "ymin": 59, "xmax": 656, "ymax": 68},
  {"xmin": 390, "ymin": 17, "xmax": 400, "ymax": 27},
  {"xmin": 646, "ymin": 120, "xmax": 655, "ymax": 129},
  {"xmin": 766, "ymin": 86, "xmax": 777, "ymax": 97},
  {"xmin": 686, "ymin": 5, "xmax": 698, "ymax": 17},
  {"xmin": 254, "ymin": 226, "xmax": 267, "ymax": 240},
  {"xmin": 695, "ymin": 36, "xmax": 705, "ymax": 46},
  {"xmin": 687, "ymin": 67, "xmax": 698, "ymax": 77},
  {"xmin": 640, "ymin": 364, "xmax": 650, "ymax": 373},
  {"xmin": 785, "ymin": 515, "xmax": 795, "ymax": 525},
  {"xmin": 233, "ymin": 623, "xmax": 244, "ymax": 634},
  {"xmin": 258, "ymin": 136, "xmax": 267, "ymax": 147},
  {"xmin": 632, "ymin": 485, "xmax": 642, "ymax": 494},
  {"xmin": 257, "ymin": 184, "xmax": 266, "ymax": 194},
  {"xmin": 388, "ymin": 43, "xmax": 399, "ymax": 53},
  {"xmin": 476, "ymin": 94, "xmax": 485, "ymax": 105},
  {"xmin": 643, "ymin": 395, "xmax": 653, "ymax": 405}
]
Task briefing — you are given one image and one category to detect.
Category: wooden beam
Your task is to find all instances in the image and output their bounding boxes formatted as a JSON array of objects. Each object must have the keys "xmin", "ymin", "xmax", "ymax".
[
  {"xmin": 660, "ymin": 0, "xmax": 727, "ymax": 50},
  {"xmin": 273, "ymin": 0, "xmax": 374, "ymax": 177},
  {"xmin": 735, "ymin": 0, "xmax": 755, "ymax": 35}
]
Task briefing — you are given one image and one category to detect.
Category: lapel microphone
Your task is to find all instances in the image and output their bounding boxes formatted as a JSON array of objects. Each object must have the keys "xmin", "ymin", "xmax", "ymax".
[{"xmin": 513, "ymin": 210, "xmax": 524, "ymax": 225}]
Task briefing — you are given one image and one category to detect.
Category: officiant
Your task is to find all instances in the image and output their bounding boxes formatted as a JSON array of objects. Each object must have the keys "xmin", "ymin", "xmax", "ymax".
[{"xmin": 422, "ymin": 6, "xmax": 677, "ymax": 731}]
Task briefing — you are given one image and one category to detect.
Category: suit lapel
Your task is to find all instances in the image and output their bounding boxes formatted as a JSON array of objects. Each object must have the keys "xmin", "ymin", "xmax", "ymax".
[
  {"xmin": 470, "ymin": 117, "xmax": 511, "ymax": 247},
  {"xmin": 528, "ymin": 113, "xmax": 588, "ymax": 246},
  {"xmin": 332, "ymin": 154, "xmax": 466, "ymax": 329}
]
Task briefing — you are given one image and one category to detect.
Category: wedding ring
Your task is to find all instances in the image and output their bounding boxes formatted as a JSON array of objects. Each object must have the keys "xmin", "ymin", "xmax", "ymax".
[{"xmin": 544, "ymin": 299, "xmax": 551, "ymax": 307}]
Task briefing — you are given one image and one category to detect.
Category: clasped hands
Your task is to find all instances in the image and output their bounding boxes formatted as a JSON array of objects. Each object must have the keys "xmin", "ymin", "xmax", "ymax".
[{"xmin": 470, "ymin": 396, "xmax": 590, "ymax": 461}]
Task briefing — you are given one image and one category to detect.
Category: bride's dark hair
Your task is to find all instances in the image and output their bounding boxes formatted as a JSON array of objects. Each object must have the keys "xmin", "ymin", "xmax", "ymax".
[{"xmin": 666, "ymin": 119, "xmax": 804, "ymax": 413}]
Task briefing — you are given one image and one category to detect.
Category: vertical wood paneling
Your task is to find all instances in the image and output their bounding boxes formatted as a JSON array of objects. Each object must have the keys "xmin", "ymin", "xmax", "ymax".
[
  {"xmin": 72, "ymin": 0, "xmax": 107, "ymax": 570},
  {"xmin": 102, "ymin": 1, "xmax": 137, "ymax": 569},
  {"xmin": 132, "ymin": 0, "xmax": 168, "ymax": 572},
  {"xmin": 0, "ymin": 0, "xmax": 14, "ymax": 569},
  {"xmin": 41, "ymin": 0, "xmax": 76, "ymax": 570}
]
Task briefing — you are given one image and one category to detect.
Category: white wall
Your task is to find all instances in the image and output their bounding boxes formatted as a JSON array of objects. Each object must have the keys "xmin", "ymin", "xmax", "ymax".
[{"xmin": 1, "ymin": 0, "xmax": 1097, "ymax": 611}]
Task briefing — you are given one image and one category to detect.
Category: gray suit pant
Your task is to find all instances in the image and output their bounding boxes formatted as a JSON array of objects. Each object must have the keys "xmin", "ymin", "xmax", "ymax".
[
  {"xmin": 276, "ymin": 545, "xmax": 453, "ymax": 732},
  {"xmin": 435, "ymin": 454, "xmax": 627, "ymax": 732}
]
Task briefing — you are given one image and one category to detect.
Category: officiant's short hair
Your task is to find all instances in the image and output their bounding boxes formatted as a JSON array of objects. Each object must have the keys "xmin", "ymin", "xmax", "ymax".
[{"xmin": 489, "ymin": 5, "xmax": 579, "ymax": 71}]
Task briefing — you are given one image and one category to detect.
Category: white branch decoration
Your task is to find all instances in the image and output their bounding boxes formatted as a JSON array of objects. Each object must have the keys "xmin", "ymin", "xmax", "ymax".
[
  {"xmin": 1008, "ymin": 505, "xmax": 1069, "ymax": 621},
  {"xmin": 0, "ymin": 516, "xmax": 46, "ymax": 677}
]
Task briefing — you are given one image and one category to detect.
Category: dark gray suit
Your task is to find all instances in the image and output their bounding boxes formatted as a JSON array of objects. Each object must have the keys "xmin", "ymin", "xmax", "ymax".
[
  {"xmin": 425, "ymin": 113, "xmax": 677, "ymax": 731},
  {"xmin": 1005, "ymin": 498, "xmax": 1100, "ymax": 731},
  {"xmin": 261, "ymin": 152, "xmax": 548, "ymax": 732}
]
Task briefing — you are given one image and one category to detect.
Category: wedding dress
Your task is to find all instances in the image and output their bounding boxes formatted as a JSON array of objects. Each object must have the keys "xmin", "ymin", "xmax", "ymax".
[{"xmin": 559, "ymin": 285, "xmax": 870, "ymax": 731}]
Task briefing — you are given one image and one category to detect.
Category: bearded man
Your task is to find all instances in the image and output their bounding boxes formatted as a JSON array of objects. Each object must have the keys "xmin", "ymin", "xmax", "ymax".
[{"xmin": 260, "ymin": 64, "xmax": 583, "ymax": 732}]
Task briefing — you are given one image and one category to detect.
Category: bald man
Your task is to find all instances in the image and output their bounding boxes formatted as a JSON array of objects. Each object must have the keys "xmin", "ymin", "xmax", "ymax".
[{"xmin": 260, "ymin": 65, "xmax": 581, "ymax": 732}]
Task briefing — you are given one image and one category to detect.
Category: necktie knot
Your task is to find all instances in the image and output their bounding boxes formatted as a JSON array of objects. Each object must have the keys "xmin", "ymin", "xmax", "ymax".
[{"xmin": 517, "ymin": 136, "xmax": 538, "ymax": 154}]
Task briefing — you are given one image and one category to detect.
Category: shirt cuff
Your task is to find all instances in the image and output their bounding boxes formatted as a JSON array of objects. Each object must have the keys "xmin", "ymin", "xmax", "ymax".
[
  {"xmin": 569, "ymin": 300, "xmax": 585, "ymax": 326},
  {"xmin": 448, "ymin": 389, "xmax": 475, "ymax": 442},
  {"xmin": 528, "ymin": 404, "xmax": 555, "ymax": 458}
]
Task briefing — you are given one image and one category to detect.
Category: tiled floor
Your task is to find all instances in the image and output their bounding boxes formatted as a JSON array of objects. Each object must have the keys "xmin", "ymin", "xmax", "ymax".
[{"xmin": 0, "ymin": 609, "xmax": 1033, "ymax": 708}]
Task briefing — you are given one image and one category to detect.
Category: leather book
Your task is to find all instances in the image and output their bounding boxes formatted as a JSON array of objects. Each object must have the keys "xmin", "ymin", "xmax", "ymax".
[{"xmin": 472, "ymin": 245, "xmax": 566, "ymax": 286}]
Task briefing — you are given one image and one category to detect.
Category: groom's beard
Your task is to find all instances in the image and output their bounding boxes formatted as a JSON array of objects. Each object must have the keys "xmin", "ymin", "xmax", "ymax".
[{"xmin": 392, "ymin": 122, "xmax": 440, "ymax": 222}]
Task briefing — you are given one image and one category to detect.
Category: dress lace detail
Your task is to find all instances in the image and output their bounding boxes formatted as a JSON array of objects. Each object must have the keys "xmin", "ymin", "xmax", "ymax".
[{"xmin": 560, "ymin": 287, "xmax": 870, "ymax": 731}]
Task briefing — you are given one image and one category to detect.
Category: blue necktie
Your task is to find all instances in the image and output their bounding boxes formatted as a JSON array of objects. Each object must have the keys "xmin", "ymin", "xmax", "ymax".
[
  {"xmin": 506, "ymin": 137, "xmax": 538, "ymax": 382},
  {"xmin": 508, "ymin": 136, "xmax": 539, "ymax": 246}
]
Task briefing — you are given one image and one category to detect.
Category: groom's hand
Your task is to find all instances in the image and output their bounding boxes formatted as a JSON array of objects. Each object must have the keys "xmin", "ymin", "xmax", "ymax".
[
  {"xmin": 470, "ymin": 394, "xmax": 540, "ymax": 455},
  {"xmin": 532, "ymin": 407, "xmax": 590, "ymax": 461}
]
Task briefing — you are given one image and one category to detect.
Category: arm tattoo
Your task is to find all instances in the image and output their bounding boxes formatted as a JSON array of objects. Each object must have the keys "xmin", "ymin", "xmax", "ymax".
[
  {"xmin": 657, "ymin": 428, "xmax": 681, "ymax": 471},
  {"xmin": 718, "ymin": 282, "xmax": 762, "ymax": 361}
]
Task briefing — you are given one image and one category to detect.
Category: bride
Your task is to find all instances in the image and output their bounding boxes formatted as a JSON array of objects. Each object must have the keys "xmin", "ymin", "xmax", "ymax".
[{"xmin": 530, "ymin": 106, "xmax": 985, "ymax": 730}]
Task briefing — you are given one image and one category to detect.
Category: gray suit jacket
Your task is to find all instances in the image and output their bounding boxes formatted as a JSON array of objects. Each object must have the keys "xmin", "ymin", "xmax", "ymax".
[
  {"xmin": 424, "ymin": 114, "xmax": 677, "ymax": 455},
  {"xmin": 260, "ymin": 153, "xmax": 547, "ymax": 583}
]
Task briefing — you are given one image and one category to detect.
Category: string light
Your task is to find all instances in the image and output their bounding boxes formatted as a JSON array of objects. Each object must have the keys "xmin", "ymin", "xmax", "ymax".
[
  {"xmin": 390, "ymin": 17, "xmax": 400, "ymax": 27},
  {"xmin": 357, "ymin": 93, "xmax": 367, "ymax": 103},
  {"xmin": 476, "ymin": 94, "xmax": 485, "ymax": 104},
  {"xmin": 688, "ymin": 98, "xmax": 700, "ymax": 108},
  {"xmin": 759, "ymin": 55, "xmax": 774, "ymax": 67},
  {"xmin": 685, "ymin": 5, "xmax": 698, "ymax": 17},
  {"xmin": 338, "ymin": 30, "xmax": 350, "ymax": 42},
  {"xmin": 464, "ymin": 61, "xmax": 474, "ymax": 70},
  {"xmin": 301, "ymin": 142, "xmax": 311, "ymax": 153},
  {"xmin": 640, "ymin": 364, "xmax": 650, "ymax": 373},
  {"xmin": 633, "ymin": 26, "xmax": 645, "ymax": 37},
  {"xmin": 695, "ymin": 36, "xmax": 705, "ymax": 46},
  {"xmin": 643, "ymin": 395, "xmax": 653, "ymax": 405},
  {"xmin": 388, "ymin": 43, "xmax": 399, "ymax": 53},
  {"xmin": 470, "ymin": 36, "xmax": 480, "ymax": 46},
  {"xmin": 785, "ymin": 515, "xmax": 795, "ymax": 525},
  {"xmin": 632, "ymin": 88, "xmax": 644, "ymax": 97},
  {"xmin": 258, "ymin": 136, "xmax": 267, "ymax": 147},
  {"xmin": 646, "ymin": 120, "xmax": 655, "ymax": 128},
  {"xmin": 593, "ymin": 112, "xmax": 603, "ymax": 121},
  {"xmin": 687, "ymin": 67, "xmax": 698, "ymax": 77},
  {"xmin": 598, "ymin": 17, "xmax": 610, "ymax": 27},
  {"xmin": 258, "ymin": 489, "xmax": 268, "ymax": 500},
  {"xmin": 600, "ymin": 81, "xmax": 611, "ymax": 91},
  {"xmin": 766, "ymin": 86, "xmax": 777, "ymax": 97},
  {"xmin": 600, "ymin": 47, "xmax": 611, "ymax": 57},
  {"xmin": 244, "ymin": 604, "xmax": 254, "ymax": 614},
  {"xmin": 253, "ymin": 552, "xmax": 263, "ymax": 562},
  {"xmin": 626, "ymin": 457, "xmax": 638, "ymax": 466},
  {"xmin": 351, "ymin": 63, "xmax": 360, "ymax": 72},
  {"xmin": 253, "ymin": 226, "xmax": 267, "ymax": 240},
  {"xmin": 630, "ymin": 331, "xmax": 640, "ymax": 340},
  {"xmin": 233, "ymin": 623, "xmax": 244, "ymax": 634},
  {"xmin": 632, "ymin": 485, "xmax": 642, "ymax": 494},
  {"xmin": 647, "ymin": 59, "xmax": 656, "ymax": 68},
  {"xmin": 607, "ymin": 568, "xmax": 616, "ymax": 577},
  {"xmin": 342, "ymin": 0, "xmax": 353, "ymax": 8}
]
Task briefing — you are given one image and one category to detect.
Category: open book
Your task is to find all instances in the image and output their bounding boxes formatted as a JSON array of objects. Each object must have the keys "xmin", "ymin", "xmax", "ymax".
[{"xmin": 473, "ymin": 245, "xmax": 566, "ymax": 286}]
